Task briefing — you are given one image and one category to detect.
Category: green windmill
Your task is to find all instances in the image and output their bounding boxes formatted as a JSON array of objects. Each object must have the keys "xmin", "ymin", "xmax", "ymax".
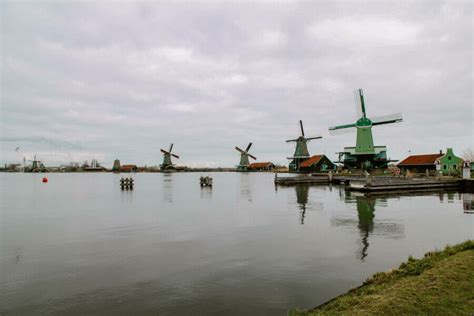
[
  {"xmin": 235, "ymin": 142, "xmax": 256, "ymax": 172},
  {"xmin": 287, "ymin": 120, "xmax": 322, "ymax": 172},
  {"xmin": 160, "ymin": 143, "xmax": 180, "ymax": 170},
  {"xmin": 329, "ymin": 89, "xmax": 403, "ymax": 170}
]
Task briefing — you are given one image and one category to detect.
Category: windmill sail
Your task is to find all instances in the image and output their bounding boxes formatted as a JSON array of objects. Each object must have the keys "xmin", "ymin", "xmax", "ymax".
[
  {"xmin": 371, "ymin": 113, "xmax": 403, "ymax": 126},
  {"xmin": 354, "ymin": 89, "xmax": 364, "ymax": 118}
]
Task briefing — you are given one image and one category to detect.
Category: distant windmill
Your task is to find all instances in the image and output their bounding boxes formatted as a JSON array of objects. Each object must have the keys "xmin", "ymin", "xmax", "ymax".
[
  {"xmin": 160, "ymin": 143, "xmax": 179, "ymax": 170},
  {"xmin": 27, "ymin": 154, "xmax": 42, "ymax": 171},
  {"xmin": 287, "ymin": 120, "xmax": 322, "ymax": 172},
  {"xmin": 329, "ymin": 89, "xmax": 403, "ymax": 170},
  {"xmin": 235, "ymin": 142, "xmax": 256, "ymax": 172}
]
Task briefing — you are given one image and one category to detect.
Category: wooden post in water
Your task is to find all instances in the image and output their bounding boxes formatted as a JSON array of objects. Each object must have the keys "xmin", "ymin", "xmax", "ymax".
[{"xmin": 120, "ymin": 177, "xmax": 134, "ymax": 190}]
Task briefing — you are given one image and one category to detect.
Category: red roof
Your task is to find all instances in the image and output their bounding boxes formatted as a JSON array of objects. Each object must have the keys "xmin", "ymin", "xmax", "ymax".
[
  {"xmin": 398, "ymin": 154, "xmax": 443, "ymax": 166},
  {"xmin": 120, "ymin": 164, "xmax": 137, "ymax": 171},
  {"xmin": 248, "ymin": 162, "xmax": 274, "ymax": 169},
  {"xmin": 299, "ymin": 155, "xmax": 324, "ymax": 168}
]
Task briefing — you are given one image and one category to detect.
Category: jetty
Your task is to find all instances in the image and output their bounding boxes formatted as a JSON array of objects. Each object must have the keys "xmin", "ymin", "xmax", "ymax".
[
  {"xmin": 200, "ymin": 176, "xmax": 213, "ymax": 187},
  {"xmin": 348, "ymin": 177, "xmax": 460, "ymax": 192},
  {"xmin": 120, "ymin": 177, "xmax": 134, "ymax": 190},
  {"xmin": 274, "ymin": 172, "xmax": 332, "ymax": 185}
]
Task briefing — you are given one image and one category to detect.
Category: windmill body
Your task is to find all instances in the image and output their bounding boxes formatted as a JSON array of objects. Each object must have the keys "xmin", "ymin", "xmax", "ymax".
[
  {"xmin": 329, "ymin": 89, "xmax": 402, "ymax": 170},
  {"xmin": 287, "ymin": 120, "xmax": 322, "ymax": 172},
  {"xmin": 160, "ymin": 143, "xmax": 180, "ymax": 170},
  {"xmin": 235, "ymin": 143, "xmax": 256, "ymax": 172}
]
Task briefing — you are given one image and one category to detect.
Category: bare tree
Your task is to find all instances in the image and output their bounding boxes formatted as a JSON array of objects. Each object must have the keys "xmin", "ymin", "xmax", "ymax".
[{"xmin": 462, "ymin": 148, "xmax": 474, "ymax": 161}]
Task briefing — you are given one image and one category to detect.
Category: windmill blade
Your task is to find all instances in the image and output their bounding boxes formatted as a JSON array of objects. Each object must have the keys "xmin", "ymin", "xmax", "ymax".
[
  {"xmin": 371, "ymin": 113, "xmax": 403, "ymax": 126},
  {"xmin": 329, "ymin": 122, "xmax": 357, "ymax": 131},
  {"xmin": 160, "ymin": 149, "xmax": 170, "ymax": 154},
  {"xmin": 169, "ymin": 143, "xmax": 174, "ymax": 152},
  {"xmin": 235, "ymin": 146, "xmax": 245, "ymax": 154},
  {"xmin": 299, "ymin": 120, "xmax": 305, "ymax": 136},
  {"xmin": 306, "ymin": 135, "xmax": 323, "ymax": 141},
  {"xmin": 286, "ymin": 138, "xmax": 299, "ymax": 143},
  {"xmin": 248, "ymin": 153, "xmax": 257, "ymax": 160},
  {"xmin": 329, "ymin": 125, "xmax": 356, "ymax": 136},
  {"xmin": 172, "ymin": 154, "xmax": 180, "ymax": 159},
  {"xmin": 245, "ymin": 142, "xmax": 252, "ymax": 152},
  {"xmin": 353, "ymin": 89, "xmax": 364, "ymax": 119}
]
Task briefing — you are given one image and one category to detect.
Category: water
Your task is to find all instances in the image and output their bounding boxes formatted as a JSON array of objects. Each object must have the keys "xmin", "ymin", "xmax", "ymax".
[{"xmin": 0, "ymin": 173, "xmax": 472, "ymax": 315}]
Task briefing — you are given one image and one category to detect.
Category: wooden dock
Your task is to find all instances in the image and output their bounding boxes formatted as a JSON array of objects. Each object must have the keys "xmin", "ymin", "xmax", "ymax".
[
  {"xmin": 274, "ymin": 173, "xmax": 330, "ymax": 185},
  {"xmin": 348, "ymin": 178, "xmax": 460, "ymax": 192}
]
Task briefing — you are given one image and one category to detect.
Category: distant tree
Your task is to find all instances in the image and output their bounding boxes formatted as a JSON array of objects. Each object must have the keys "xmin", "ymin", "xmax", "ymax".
[{"xmin": 462, "ymin": 148, "xmax": 474, "ymax": 161}]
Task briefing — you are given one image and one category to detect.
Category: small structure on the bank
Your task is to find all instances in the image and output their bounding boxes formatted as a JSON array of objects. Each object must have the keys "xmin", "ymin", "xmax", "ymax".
[
  {"xmin": 462, "ymin": 161, "xmax": 471, "ymax": 179},
  {"xmin": 120, "ymin": 164, "xmax": 138, "ymax": 172},
  {"xmin": 120, "ymin": 177, "xmax": 134, "ymax": 190},
  {"xmin": 160, "ymin": 143, "xmax": 180, "ymax": 170},
  {"xmin": 287, "ymin": 120, "xmax": 322, "ymax": 172},
  {"xmin": 437, "ymin": 148, "xmax": 463, "ymax": 175},
  {"xmin": 112, "ymin": 159, "xmax": 121, "ymax": 172},
  {"xmin": 83, "ymin": 159, "xmax": 106, "ymax": 172},
  {"xmin": 235, "ymin": 142, "xmax": 256, "ymax": 172},
  {"xmin": 398, "ymin": 148, "xmax": 463, "ymax": 176},
  {"xmin": 200, "ymin": 176, "xmax": 213, "ymax": 187},
  {"xmin": 329, "ymin": 89, "xmax": 402, "ymax": 170},
  {"xmin": 298, "ymin": 155, "xmax": 336, "ymax": 173},
  {"xmin": 248, "ymin": 162, "xmax": 275, "ymax": 171},
  {"xmin": 397, "ymin": 152, "xmax": 444, "ymax": 174}
]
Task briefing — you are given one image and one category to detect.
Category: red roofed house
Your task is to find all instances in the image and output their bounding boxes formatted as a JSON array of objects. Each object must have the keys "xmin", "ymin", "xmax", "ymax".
[
  {"xmin": 298, "ymin": 155, "xmax": 336, "ymax": 173},
  {"xmin": 397, "ymin": 151, "xmax": 443, "ymax": 174},
  {"xmin": 248, "ymin": 162, "xmax": 275, "ymax": 171},
  {"xmin": 398, "ymin": 149, "xmax": 463, "ymax": 175},
  {"xmin": 119, "ymin": 164, "xmax": 138, "ymax": 172}
]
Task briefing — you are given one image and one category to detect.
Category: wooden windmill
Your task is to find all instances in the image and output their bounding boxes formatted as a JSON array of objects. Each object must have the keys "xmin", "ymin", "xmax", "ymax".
[
  {"xmin": 27, "ymin": 154, "xmax": 43, "ymax": 171},
  {"xmin": 287, "ymin": 120, "xmax": 322, "ymax": 172},
  {"xmin": 160, "ymin": 143, "xmax": 179, "ymax": 170},
  {"xmin": 329, "ymin": 89, "xmax": 402, "ymax": 170},
  {"xmin": 235, "ymin": 142, "xmax": 256, "ymax": 172}
]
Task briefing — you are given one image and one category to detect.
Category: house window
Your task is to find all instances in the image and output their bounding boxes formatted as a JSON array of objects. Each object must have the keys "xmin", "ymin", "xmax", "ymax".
[
  {"xmin": 448, "ymin": 156, "xmax": 452, "ymax": 160},
  {"xmin": 453, "ymin": 165, "xmax": 457, "ymax": 169},
  {"xmin": 443, "ymin": 165, "xmax": 447, "ymax": 170}
]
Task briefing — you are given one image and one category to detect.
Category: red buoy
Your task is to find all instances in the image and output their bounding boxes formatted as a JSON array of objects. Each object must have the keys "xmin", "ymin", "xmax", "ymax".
[{"xmin": 42, "ymin": 177, "xmax": 48, "ymax": 183}]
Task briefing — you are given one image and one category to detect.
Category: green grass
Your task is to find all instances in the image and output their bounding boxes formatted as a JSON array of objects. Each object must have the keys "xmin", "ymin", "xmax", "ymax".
[{"xmin": 291, "ymin": 240, "xmax": 474, "ymax": 316}]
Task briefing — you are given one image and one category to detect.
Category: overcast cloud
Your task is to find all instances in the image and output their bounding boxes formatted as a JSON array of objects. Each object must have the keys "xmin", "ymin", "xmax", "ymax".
[{"xmin": 1, "ymin": 0, "xmax": 472, "ymax": 167}]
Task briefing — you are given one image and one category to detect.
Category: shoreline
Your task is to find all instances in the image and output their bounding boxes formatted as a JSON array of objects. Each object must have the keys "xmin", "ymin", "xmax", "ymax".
[{"xmin": 291, "ymin": 240, "xmax": 474, "ymax": 315}]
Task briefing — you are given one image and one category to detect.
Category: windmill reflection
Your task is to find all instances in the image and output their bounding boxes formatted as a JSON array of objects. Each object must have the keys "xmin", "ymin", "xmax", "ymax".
[
  {"xmin": 240, "ymin": 173, "xmax": 252, "ymax": 202},
  {"xmin": 163, "ymin": 173, "xmax": 173, "ymax": 203},
  {"xmin": 295, "ymin": 185, "xmax": 309, "ymax": 224},
  {"xmin": 356, "ymin": 196, "xmax": 375, "ymax": 260},
  {"xmin": 333, "ymin": 189, "xmax": 404, "ymax": 261}
]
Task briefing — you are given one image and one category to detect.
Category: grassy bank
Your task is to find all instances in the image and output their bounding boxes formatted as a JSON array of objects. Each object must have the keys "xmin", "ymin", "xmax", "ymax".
[{"xmin": 292, "ymin": 240, "xmax": 474, "ymax": 315}]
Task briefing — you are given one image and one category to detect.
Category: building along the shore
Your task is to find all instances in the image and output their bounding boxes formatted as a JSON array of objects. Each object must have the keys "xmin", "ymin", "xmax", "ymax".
[
  {"xmin": 298, "ymin": 155, "xmax": 336, "ymax": 173},
  {"xmin": 398, "ymin": 148, "xmax": 463, "ymax": 175},
  {"xmin": 120, "ymin": 164, "xmax": 138, "ymax": 172},
  {"xmin": 248, "ymin": 162, "xmax": 275, "ymax": 171},
  {"xmin": 437, "ymin": 148, "xmax": 463, "ymax": 175}
]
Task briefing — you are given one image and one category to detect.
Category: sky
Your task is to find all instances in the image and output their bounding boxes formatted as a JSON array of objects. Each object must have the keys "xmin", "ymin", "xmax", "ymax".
[{"xmin": 1, "ymin": 0, "xmax": 472, "ymax": 168}]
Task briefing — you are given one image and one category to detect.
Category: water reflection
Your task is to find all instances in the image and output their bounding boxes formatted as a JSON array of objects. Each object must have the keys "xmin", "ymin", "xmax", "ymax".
[
  {"xmin": 200, "ymin": 187, "xmax": 212, "ymax": 199},
  {"xmin": 463, "ymin": 193, "xmax": 474, "ymax": 213},
  {"xmin": 295, "ymin": 185, "xmax": 309, "ymax": 224},
  {"xmin": 163, "ymin": 173, "xmax": 173, "ymax": 203},
  {"xmin": 333, "ymin": 189, "xmax": 405, "ymax": 261},
  {"xmin": 239, "ymin": 174, "xmax": 252, "ymax": 202}
]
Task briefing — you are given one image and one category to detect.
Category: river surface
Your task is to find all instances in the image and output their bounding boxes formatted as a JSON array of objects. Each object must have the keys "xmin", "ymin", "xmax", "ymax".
[{"xmin": 0, "ymin": 173, "xmax": 473, "ymax": 315}]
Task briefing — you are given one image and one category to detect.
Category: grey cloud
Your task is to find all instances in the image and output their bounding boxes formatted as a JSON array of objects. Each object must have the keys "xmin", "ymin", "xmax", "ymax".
[{"xmin": 1, "ymin": 0, "xmax": 472, "ymax": 167}]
